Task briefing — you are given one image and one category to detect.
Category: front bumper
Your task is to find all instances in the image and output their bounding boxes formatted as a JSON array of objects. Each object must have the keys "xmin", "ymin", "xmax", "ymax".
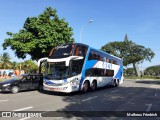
[
  {"xmin": 0, "ymin": 87, "xmax": 11, "ymax": 92},
  {"xmin": 43, "ymin": 83, "xmax": 79, "ymax": 93}
]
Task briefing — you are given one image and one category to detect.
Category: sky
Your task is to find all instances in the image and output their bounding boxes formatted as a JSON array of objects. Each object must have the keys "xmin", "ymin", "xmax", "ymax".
[{"xmin": 0, "ymin": 0, "xmax": 160, "ymax": 70}]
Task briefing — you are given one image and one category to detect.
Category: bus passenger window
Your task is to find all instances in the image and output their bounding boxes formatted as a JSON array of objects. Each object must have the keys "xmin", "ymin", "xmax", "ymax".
[
  {"xmin": 106, "ymin": 58, "xmax": 109, "ymax": 63},
  {"xmin": 97, "ymin": 55, "xmax": 100, "ymax": 60},
  {"xmin": 70, "ymin": 44, "xmax": 75, "ymax": 55},
  {"xmin": 81, "ymin": 46, "xmax": 88, "ymax": 57},
  {"xmin": 88, "ymin": 51, "xmax": 94, "ymax": 60},
  {"xmin": 113, "ymin": 60, "xmax": 117, "ymax": 65},
  {"xmin": 100, "ymin": 55, "xmax": 104, "ymax": 61},
  {"xmin": 93, "ymin": 53, "xmax": 96, "ymax": 59},
  {"xmin": 75, "ymin": 47, "xmax": 80, "ymax": 56}
]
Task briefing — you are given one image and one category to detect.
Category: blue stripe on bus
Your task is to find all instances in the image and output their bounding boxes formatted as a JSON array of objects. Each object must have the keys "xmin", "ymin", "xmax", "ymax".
[{"xmin": 114, "ymin": 65, "xmax": 123, "ymax": 80}]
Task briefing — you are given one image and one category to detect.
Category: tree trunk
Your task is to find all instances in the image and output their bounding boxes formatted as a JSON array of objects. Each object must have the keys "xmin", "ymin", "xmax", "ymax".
[{"xmin": 133, "ymin": 63, "xmax": 141, "ymax": 77}]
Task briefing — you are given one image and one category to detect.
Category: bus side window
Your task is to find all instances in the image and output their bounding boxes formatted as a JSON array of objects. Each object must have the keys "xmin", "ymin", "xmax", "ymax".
[
  {"xmin": 74, "ymin": 45, "xmax": 88, "ymax": 57},
  {"xmin": 70, "ymin": 44, "xmax": 75, "ymax": 55},
  {"xmin": 106, "ymin": 58, "xmax": 109, "ymax": 63},
  {"xmin": 85, "ymin": 68, "xmax": 92, "ymax": 76},
  {"xmin": 97, "ymin": 55, "xmax": 100, "ymax": 60},
  {"xmin": 88, "ymin": 51, "xmax": 94, "ymax": 60},
  {"xmin": 93, "ymin": 53, "xmax": 96, "ymax": 59},
  {"xmin": 105, "ymin": 69, "xmax": 114, "ymax": 77},
  {"xmin": 100, "ymin": 55, "xmax": 105, "ymax": 61},
  {"xmin": 75, "ymin": 46, "xmax": 80, "ymax": 56},
  {"xmin": 113, "ymin": 60, "xmax": 117, "ymax": 65},
  {"xmin": 81, "ymin": 46, "xmax": 88, "ymax": 57}
]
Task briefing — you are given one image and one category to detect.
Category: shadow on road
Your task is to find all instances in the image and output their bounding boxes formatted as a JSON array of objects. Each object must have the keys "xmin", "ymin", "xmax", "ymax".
[
  {"xmin": 135, "ymin": 80, "xmax": 160, "ymax": 85},
  {"xmin": 41, "ymin": 82, "xmax": 160, "ymax": 120}
]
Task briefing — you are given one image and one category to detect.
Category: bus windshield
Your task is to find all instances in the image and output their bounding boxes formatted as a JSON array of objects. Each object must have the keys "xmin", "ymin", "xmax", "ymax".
[
  {"xmin": 44, "ymin": 59, "xmax": 84, "ymax": 80},
  {"xmin": 45, "ymin": 62, "xmax": 69, "ymax": 80}
]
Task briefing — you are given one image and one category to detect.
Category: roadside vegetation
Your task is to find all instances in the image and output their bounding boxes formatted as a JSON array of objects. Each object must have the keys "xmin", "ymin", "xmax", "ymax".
[
  {"xmin": 101, "ymin": 35, "xmax": 155, "ymax": 77},
  {"xmin": 124, "ymin": 65, "xmax": 160, "ymax": 80},
  {"xmin": 0, "ymin": 52, "xmax": 38, "ymax": 73}
]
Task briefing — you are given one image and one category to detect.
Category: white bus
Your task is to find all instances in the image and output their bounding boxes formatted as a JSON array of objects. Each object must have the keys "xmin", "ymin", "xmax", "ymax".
[{"xmin": 38, "ymin": 43, "xmax": 123, "ymax": 93}]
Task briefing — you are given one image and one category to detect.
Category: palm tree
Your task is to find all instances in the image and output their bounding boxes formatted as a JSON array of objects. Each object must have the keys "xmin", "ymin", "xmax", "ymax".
[
  {"xmin": 12, "ymin": 61, "xmax": 19, "ymax": 69},
  {"xmin": 0, "ymin": 52, "xmax": 12, "ymax": 69},
  {"xmin": 21, "ymin": 60, "xmax": 38, "ymax": 73}
]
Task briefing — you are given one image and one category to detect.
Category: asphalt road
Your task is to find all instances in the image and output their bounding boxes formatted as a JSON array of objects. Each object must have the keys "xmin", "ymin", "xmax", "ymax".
[{"xmin": 0, "ymin": 79, "xmax": 160, "ymax": 120}]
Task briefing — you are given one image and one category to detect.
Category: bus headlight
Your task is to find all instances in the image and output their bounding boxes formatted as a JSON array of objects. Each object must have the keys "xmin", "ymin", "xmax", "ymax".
[
  {"xmin": 70, "ymin": 78, "xmax": 78, "ymax": 86},
  {"xmin": 43, "ymin": 78, "xmax": 47, "ymax": 84}
]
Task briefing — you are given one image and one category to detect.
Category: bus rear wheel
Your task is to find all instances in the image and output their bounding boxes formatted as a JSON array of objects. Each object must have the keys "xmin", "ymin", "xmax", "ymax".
[
  {"xmin": 113, "ymin": 79, "xmax": 119, "ymax": 87},
  {"xmin": 115, "ymin": 79, "xmax": 119, "ymax": 87},
  {"xmin": 90, "ymin": 80, "xmax": 97, "ymax": 91},
  {"xmin": 82, "ymin": 81, "xmax": 89, "ymax": 93}
]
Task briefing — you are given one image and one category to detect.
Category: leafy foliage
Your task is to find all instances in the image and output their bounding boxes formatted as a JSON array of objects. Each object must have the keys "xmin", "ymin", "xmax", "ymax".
[
  {"xmin": 144, "ymin": 65, "xmax": 160, "ymax": 76},
  {"xmin": 11, "ymin": 61, "xmax": 19, "ymax": 69},
  {"xmin": 0, "ymin": 52, "xmax": 12, "ymax": 69},
  {"xmin": 3, "ymin": 7, "xmax": 74, "ymax": 60},
  {"xmin": 0, "ymin": 52, "xmax": 38, "ymax": 74},
  {"xmin": 101, "ymin": 34, "xmax": 155, "ymax": 66},
  {"xmin": 21, "ymin": 60, "xmax": 38, "ymax": 73},
  {"xmin": 124, "ymin": 68, "xmax": 136, "ymax": 76}
]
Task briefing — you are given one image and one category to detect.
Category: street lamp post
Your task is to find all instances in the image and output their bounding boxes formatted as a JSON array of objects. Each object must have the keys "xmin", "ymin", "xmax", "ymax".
[{"xmin": 80, "ymin": 20, "xmax": 93, "ymax": 43}]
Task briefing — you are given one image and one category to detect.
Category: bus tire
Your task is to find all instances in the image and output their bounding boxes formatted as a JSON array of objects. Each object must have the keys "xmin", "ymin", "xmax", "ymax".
[
  {"xmin": 90, "ymin": 80, "xmax": 97, "ymax": 91},
  {"xmin": 115, "ymin": 79, "xmax": 119, "ymax": 87},
  {"xmin": 11, "ymin": 86, "xmax": 19, "ymax": 94},
  {"xmin": 82, "ymin": 81, "xmax": 89, "ymax": 93},
  {"xmin": 112, "ymin": 79, "xmax": 116, "ymax": 87}
]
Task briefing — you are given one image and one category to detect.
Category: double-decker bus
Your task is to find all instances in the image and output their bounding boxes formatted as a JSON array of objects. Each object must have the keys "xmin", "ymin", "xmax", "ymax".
[{"xmin": 38, "ymin": 43, "xmax": 123, "ymax": 93}]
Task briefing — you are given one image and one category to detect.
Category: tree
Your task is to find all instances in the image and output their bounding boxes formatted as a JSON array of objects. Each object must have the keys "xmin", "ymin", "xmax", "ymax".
[
  {"xmin": 124, "ymin": 68, "xmax": 136, "ymax": 76},
  {"xmin": 2, "ymin": 7, "xmax": 74, "ymax": 61},
  {"xmin": 101, "ymin": 34, "xmax": 155, "ymax": 76},
  {"xmin": 0, "ymin": 52, "xmax": 12, "ymax": 69},
  {"xmin": 144, "ymin": 65, "xmax": 160, "ymax": 76},
  {"xmin": 21, "ymin": 60, "xmax": 38, "ymax": 73},
  {"xmin": 11, "ymin": 61, "xmax": 19, "ymax": 69}
]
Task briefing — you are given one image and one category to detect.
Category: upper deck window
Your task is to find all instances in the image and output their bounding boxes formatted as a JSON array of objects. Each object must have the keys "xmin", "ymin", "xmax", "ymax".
[
  {"xmin": 49, "ymin": 44, "xmax": 88, "ymax": 59},
  {"xmin": 73, "ymin": 45, "xmax": 88, "ymax": 57}
]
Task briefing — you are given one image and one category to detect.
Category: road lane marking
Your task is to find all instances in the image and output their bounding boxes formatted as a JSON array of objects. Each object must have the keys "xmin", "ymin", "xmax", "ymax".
[
  {"xmin": 146, "ymin": 104, "xmax": 152, "ymax": 112},
  {"xmin": 155, "ymin": 93, "xmax": 157, "ymax": 97},
  {"xmin": 110, "ymin": 90, "xmax": 119, "ymax": 93},
  {"xmin": 56, "ymin": 117, "xmax": 64, "ymax": 119},
  {"xmin": 13, "ymin": 106, "xmax": 33, "ymax": 111},
  {"xmin": 0, "ymin": 99, "xmax": 9, "ymax": 102},
  {"xmin": 82, "ymin": 96, "xmax": 97, "ymax": 102}
]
